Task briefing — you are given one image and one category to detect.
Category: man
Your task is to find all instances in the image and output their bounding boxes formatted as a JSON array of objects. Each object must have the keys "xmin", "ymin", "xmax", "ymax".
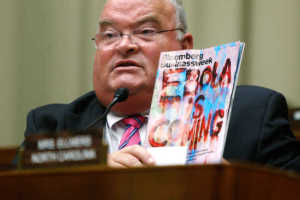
[
  {"xmin": 22, "ymin": 0, "xmax": 300, "ymax": 170},
  {"xmin": 93, "ymin": 0, "xmax": 193, "ymax": 167}
]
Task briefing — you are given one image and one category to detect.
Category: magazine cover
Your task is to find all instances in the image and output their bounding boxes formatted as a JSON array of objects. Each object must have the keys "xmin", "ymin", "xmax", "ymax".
[{"xmin": 145, "ymin": 41, "xmax": 245, "ymax": 164}]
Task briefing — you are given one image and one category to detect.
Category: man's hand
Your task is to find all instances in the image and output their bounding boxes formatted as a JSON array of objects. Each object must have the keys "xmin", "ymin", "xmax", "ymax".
[{"xmin": 107, "ymin": 145, "xmax": 155, "ymax": 168}]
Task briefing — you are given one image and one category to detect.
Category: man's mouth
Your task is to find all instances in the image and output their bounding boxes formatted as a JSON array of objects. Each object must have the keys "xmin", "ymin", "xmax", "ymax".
[{"xmin": 114, "ymin": 60, "xmax": 141, "ymax": 69}]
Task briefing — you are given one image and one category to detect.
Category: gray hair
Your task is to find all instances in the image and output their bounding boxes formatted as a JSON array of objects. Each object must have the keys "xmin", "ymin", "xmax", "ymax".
[{"xmin": 168, "ymin": 0, "xmax": 188, "ymax": 40}]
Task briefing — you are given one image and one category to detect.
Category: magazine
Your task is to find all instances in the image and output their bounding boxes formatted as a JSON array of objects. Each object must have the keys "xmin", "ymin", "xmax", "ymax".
[{"xmin": 145, "ymin": 41, "xmax": 245, "ymax": 165}]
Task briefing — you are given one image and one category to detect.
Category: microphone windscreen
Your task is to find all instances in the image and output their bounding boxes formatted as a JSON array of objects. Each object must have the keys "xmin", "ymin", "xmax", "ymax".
[{"xmin": 114, "ymin": 88, "xmax": 129, "ymax": 102}]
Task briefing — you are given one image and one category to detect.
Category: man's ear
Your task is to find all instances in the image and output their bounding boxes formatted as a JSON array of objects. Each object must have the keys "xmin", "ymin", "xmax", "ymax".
[{"xmin": 180, "ymin": 33, "xmax": 194, "ymax": 49}]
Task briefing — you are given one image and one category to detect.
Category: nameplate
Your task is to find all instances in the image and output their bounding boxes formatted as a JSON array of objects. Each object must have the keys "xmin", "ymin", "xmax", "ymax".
[{"xmin": 20, "ymin": 129, "xmax": 107, "ymax": 169}]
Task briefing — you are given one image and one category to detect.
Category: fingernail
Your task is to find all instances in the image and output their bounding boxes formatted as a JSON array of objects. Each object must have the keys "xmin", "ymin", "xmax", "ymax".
[{"xmin": 148, "ymin": 157, "xmax": 155, "ymax": 164}]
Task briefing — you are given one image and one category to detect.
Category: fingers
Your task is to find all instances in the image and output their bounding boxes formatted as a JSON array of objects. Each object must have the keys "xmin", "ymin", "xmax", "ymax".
[
  {"xmin": 107, "ymin": 145, "xmax": 155, "ymax": 168},
  {"xmin": 108, "ymin": 151, "xmax": 143, "ymax": 168}
]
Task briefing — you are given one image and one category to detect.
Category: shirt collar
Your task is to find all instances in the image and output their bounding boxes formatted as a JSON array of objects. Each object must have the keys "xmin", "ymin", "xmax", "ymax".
[{"xmin": 106, "ymin": 111, "xmax": 149, "ymax": 128}]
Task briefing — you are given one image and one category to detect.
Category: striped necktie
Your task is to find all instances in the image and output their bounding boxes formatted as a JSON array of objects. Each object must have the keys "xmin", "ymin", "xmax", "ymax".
[{"xmin": 118, "ymin": 115, "xmax": 146, "ymax": 150}]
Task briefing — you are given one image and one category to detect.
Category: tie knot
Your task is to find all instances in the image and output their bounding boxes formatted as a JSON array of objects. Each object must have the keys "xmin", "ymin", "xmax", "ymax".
[{"xmin": 122, "ymin": 115, "xmax": 146, "ymax": 129}]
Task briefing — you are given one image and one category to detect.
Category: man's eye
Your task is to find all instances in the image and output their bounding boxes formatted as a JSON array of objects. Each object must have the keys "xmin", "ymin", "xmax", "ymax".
[
  {"xmin": 139, "ymin": 29, "xmax": 156, "ymax": 36},
  {"xmin": 101, "ymin": 32, "xmax": 118, "ymax": 40}
]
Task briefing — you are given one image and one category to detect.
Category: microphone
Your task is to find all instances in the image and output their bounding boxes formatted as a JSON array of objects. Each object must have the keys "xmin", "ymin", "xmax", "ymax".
[{"xmin": 85, "ymin": 88, "xmax": 129, "ymax": 130}]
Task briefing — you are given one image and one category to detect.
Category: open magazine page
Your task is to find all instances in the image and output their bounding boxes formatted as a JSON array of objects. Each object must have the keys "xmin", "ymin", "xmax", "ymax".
[{"xmin": 145, "ymin": 41, "xmax": 245, "ymax": 165}]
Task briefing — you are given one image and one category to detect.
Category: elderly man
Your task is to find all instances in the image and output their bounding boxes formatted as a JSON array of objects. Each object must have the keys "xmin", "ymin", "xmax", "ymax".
[
  {"xmin": 93, "ymin": 0, "xmax": 193, "ymax": 167},
  {"xmin": 21, "ymin": 0, "xmax": 300, "ymax": 170}
]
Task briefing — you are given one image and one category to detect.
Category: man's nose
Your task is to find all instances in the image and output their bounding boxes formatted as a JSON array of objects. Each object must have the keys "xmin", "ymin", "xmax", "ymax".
[{"xmin": 116, "ymin": 34, "xmax": 139, "ymax": 56}]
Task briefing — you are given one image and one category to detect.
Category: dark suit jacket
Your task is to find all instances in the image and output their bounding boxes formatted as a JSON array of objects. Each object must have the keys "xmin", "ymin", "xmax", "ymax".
[{"xmin": 23, "ymin": 85, "xmax": 300, "ymax": 171}]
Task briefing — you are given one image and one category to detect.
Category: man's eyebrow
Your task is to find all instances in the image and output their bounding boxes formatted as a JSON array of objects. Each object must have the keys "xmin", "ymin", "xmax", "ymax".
[
  {"xmin": 98, "ymin": 20, "xmax": 114, "ymax": 28},
  {"xmin": 98, "ymin": 15, "xmax": 162, "ymax": 29}
]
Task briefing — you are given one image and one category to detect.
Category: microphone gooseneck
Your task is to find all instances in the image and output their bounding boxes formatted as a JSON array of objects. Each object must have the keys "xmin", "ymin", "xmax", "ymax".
[
  {"xmin": 102, "ymin": 88, "xmax": 129, "ymax": 117},
  {"xmin": 85, "ymin": 88, "xmax": 129, "ymax": 130}
]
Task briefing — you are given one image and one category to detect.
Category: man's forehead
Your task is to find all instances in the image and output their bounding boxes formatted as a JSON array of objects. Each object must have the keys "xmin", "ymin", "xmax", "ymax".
[{"xmin": 99, "ymin": 0, "xmax": 175, "ymax": 26}]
